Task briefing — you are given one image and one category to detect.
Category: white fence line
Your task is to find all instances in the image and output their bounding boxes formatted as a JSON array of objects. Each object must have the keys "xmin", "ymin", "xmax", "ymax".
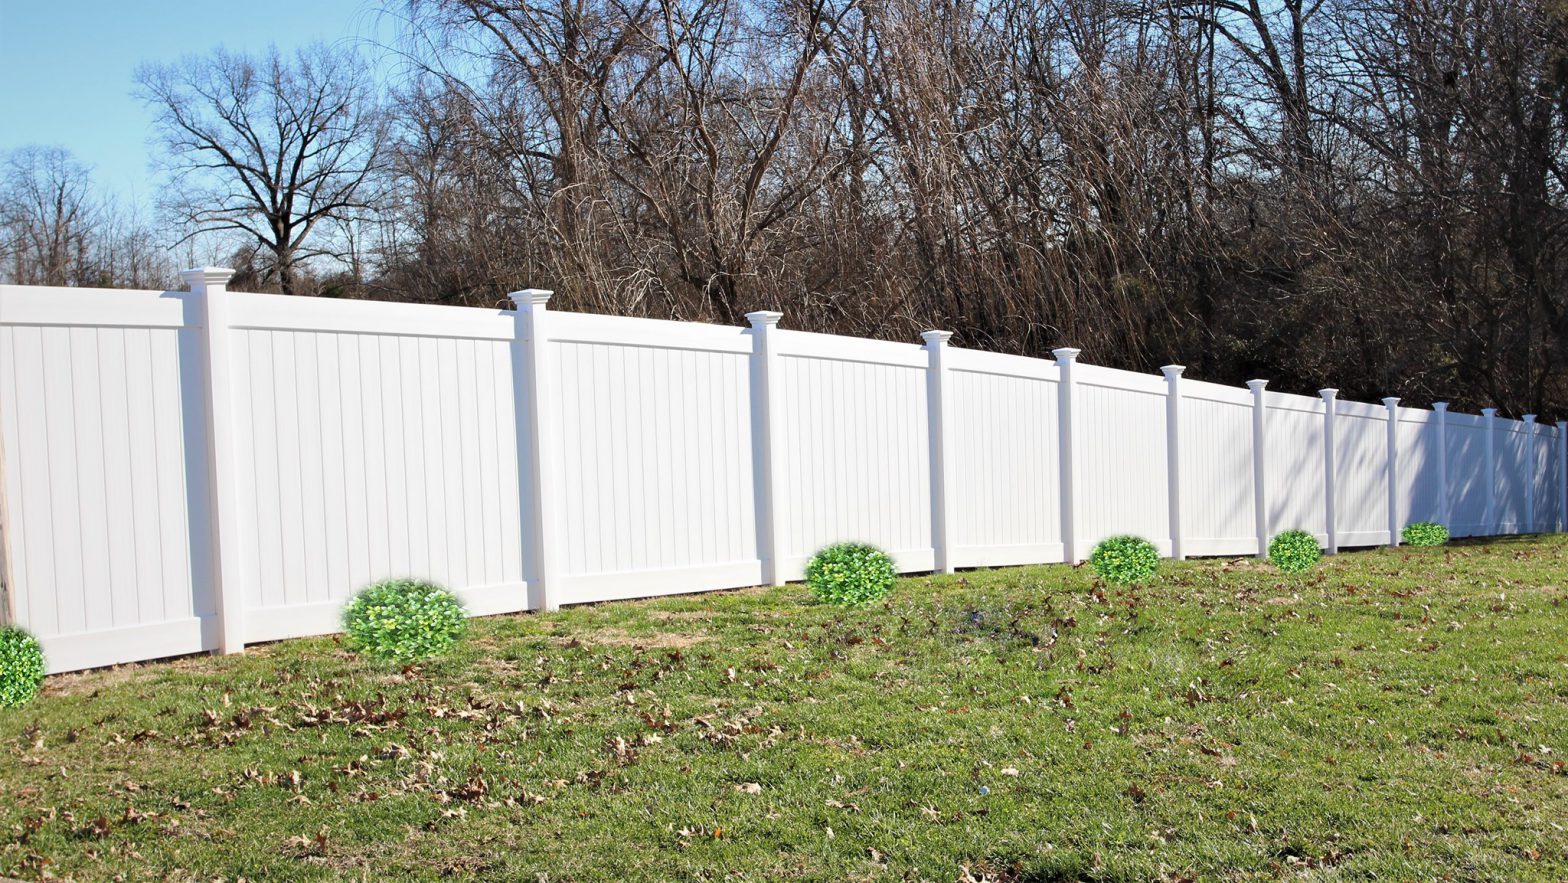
[{"xmin": 1, "ymin": 270, "xmax": 1564, "ymax": 674}]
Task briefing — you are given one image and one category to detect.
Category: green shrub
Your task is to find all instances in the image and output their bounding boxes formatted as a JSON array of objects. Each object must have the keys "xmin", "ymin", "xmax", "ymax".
[
  {"xmin": 1269, "ymin": 529, "xmax": 1322, "ymax": 574},
  {"xmin": 1088, "ymin": 535, "xmax": 1160, "ymax": 585},
  {"xmin": 805, "ymin": 542, "xmax": 897, "ymax": 606},
  {"xmin": 1402, "ymin": 521, "xmax": 1449, "ymax": 547},
  {"xmin": 343, "ymin": 579, "xmax": 467, "ymax": 662},
  {"xmin": 0, "ymin": 627, "xmax": 46, "ymax": 709}
]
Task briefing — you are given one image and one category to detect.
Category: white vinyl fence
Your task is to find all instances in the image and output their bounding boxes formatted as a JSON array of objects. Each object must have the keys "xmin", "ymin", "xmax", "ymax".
[{"xmin": 1, "ymin": 270, "xmax": 1564, "ymax": 674}]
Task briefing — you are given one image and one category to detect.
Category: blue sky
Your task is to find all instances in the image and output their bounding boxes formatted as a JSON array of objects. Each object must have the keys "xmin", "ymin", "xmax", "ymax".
[{"xmin": 0, "ymin": 0, "xmax": 400, "ymax": 204}]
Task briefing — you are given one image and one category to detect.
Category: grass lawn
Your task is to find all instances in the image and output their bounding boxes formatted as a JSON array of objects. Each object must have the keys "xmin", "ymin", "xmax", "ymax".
[{"xmin": 4, "ymin": 538, "xmax": 1568, "ymax": 881}]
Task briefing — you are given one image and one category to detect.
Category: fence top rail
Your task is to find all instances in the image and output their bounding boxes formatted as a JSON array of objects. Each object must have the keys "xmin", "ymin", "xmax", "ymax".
[
  {"xmin": 1182, "ymin": 376, "xmax": 1254, "ymax": 406},
  {"xmin": 945, "ymin": 346, "xmax": 1058, "ymax": 382},
  {"xmin": 551, "ymin": 310, "xmax": 751, "ymax": 355},
  {"xmin": 777, "ymin": 328, "xmax": 927, "ymax": 368},
  {"xmin": 1396, "ymin": 406, "xmax": 1439, "ymax": 425},
  {"xmin": 1336, "ymin": 399, "xmax": 1386, "ymax": 419},
  {"xmin": 1076, "ymin": 362, "xmax": 1167, "ymax": 395},
  {"xmin": 230, "ymin": 291, "xmax": 514, "ymax": 341},
  {"xmin": 1263, "ymin": 389, "xmax": 1328, "ymax": 414},
  {"xmin": 1, "ymin": 284, "xmax": 190, "ymax": 329}
]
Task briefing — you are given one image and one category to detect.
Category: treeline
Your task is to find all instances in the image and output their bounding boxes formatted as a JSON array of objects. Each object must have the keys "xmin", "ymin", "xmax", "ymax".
[{"xmin": 3, "ymin": 0, "xmax": 1566, "ymax": 416}]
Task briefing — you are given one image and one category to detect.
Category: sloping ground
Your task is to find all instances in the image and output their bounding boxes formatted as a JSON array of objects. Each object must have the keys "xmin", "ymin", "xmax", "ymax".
[{"xmin": 2, "ymin": 538, "xmax": 1567, "ymax": 881}]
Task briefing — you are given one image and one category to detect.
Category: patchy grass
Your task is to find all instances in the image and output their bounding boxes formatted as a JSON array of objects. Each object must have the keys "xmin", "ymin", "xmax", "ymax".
[{"xmin": 4, "ymin": 537, "xmax": 1568, "ymax": 881}]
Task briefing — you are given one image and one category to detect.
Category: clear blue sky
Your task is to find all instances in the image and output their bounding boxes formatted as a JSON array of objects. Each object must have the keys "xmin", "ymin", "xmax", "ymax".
[{"xmin": 0, "ymin": 0, "xmax": 400, "ymax": 205}]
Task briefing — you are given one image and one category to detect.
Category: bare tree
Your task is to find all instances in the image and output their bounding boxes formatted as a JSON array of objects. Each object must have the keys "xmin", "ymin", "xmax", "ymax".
[
  {"xmin": 370, "ymin": 0, "xmax": 1568, "ymax": 415},
  {"xmin": 136, "ymin": 43, "xmax": 385, "ymax": 295},
  {"xmin": 0, "ymin": 146, "xmax": 98, "ymax": 286}
]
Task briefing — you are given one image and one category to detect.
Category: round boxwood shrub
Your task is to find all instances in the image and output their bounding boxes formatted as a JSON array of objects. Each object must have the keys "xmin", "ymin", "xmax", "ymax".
[
  {"xmin": 0, "ymin": 627, "xmax": 46, "ymax": 709},
  {"xmin": 1088, "ymin": 535, "xmax": 1160, "ymax": 585},
  {"xmin": 343, "ymin": 579, "xmax": 467, "ymax": 662},
  {"xmin": 805, "ymin": 542, "xmax": 897, "ymax": 606},
  {"xmin": 1402, "ymin": 521, "xmax": 1449, "ymax": 547},
  {"xmin": 1268, "ymin": 529, "xmax": 1322, "ymax": 574}
]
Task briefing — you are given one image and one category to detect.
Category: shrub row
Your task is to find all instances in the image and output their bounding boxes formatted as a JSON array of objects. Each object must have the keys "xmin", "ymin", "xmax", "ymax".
[{"xmin": 1, "ymin": 518, "xmax": 1455, "ymax": 710}]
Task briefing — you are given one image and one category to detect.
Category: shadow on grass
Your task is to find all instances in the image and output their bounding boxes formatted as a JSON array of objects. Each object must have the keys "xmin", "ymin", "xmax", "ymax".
[
  {"xmin": 970, "ymin": 855, "xmax": 1158, "ymax": 883},
  {"xmin": 1448, "ymin": 533, "xmax": 1557, "ymax": 547}
]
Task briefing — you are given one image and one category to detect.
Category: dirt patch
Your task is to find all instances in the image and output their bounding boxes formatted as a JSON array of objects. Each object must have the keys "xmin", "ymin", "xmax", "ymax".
[
  {"xmin": 1218, "ymin": 557, "xmax": 1274, "ymax": 573},
  {"xmin": 42, "ymin": 651, "xmax": 216, "ymax": 696},
  {"xmin": 646, "ymin": 610, "xmax": 716, "ymax": 622}
]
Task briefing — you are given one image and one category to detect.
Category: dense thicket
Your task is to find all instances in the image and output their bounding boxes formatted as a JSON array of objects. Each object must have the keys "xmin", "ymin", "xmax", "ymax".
[
  {"xmin": 5, "ymin": 0, "xmax": 1566, "ymax": 415},
  {"xmin": 381, "ymin": 0, "xmax": 1568, "ymax": 414}
]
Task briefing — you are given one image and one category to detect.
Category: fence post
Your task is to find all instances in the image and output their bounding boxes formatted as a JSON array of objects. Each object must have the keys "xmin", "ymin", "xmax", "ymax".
[
  {"xmin": 1320, "ymin": 389, "xmax": 1339, "ymax": 554},
  {"xmin": 1248, "ymin": 380, "xmax": 1269, "ymax": 559},
  {"xmin": 1559, "ymin": 421, "xmax": 1567, "ymax": 532},
  {"xmin": 511, "ymin": 289, "xmax": 563, "ymax": 611},
  {"xmin": 747, "ymin": 311, "xmax": 787, "ymax": 586},
  {"xmin": 1383, "ymin": 397, "xmax": 1400, "ymax": 546},
  {"xmin": 1482, "ymin": 408, "xmax": 1498, "ymax": 535},
  {"xmin": 923, "ymin": 331, "xmax": 957, "ymax": 574},
  {"xmin": 184, "ymin": 267, "xmax": 247, "ymax": 655},
  {"xmin": 1054, "ymin": 348, "xmax": 1082, "ymax": 563},
  {"xmin": 1523, "ymin": 414, "xmax": 1537, "ymax": 533},
  {"xmin": 1162, "ymin": 365, "xmax": 1185, "ymax": 559},
  {"xmin": 1432, "ymin": 402, "xmax": 1450, "ymax": 529}
]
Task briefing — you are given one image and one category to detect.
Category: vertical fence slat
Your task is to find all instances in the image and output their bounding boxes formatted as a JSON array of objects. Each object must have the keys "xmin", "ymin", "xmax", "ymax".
[
  {"xmin": 1320, "ymin": 388, "xmax": 1339, "ymax": 554},
  {"xmin": 1053, "ymin": 348, "xmax": 1082, "ymax": 562},
  {"xmin": 922, "ymin": 331, "xmax": 956, "ymax": 574},
  {"xmin": 184, "ymin": 267, "xmax": 247, "ymax": 654}
]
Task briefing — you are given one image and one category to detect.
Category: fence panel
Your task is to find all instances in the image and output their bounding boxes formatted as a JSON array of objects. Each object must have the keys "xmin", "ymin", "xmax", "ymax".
[
  {"xmin": 946, "ymin": 349, "xmax": 1063, "ymax": 567},
  {"xmin": 1180, "ymin": 380, "xmax": 1256, "ymax": 556},
  {"xmin": 1074, "ymin": 365, "xmax": 1172, "ymax": 555},
  {"xmin": 774, "ymin": 331, "xmax": 933, "ymax": 578},
  {"xmin": 1445, "ymin": 413, "xmax": 1490, "ymax": 536},
  {"xmin": 550, "ymin": 313, "xmax": 760, "ymax": 603},
  {"xmin": 1542, "ymin": 425, "xmax": 1564, "ymax": 530},
  {"xmin": 1263, "ymin": 392, "xmax": 1328, "ymax": 543},
  {"xmin": 0, "ymin": 286, "xmax": 215, "ymax": 672},
  {"xmin": 1394, "ymin": 409, "xmax": 1443, "ymax": 528},
  {"xmin": 1334, "ymin": 400, "xmax": 1391, "ymax": 547},
  {"xmin": 1495, "ymin": 419, "xmax": 1530, "ymax": 534},
  {"xmin": 227, "ymin": 295, "xmax": 525, "ymax": 642}
]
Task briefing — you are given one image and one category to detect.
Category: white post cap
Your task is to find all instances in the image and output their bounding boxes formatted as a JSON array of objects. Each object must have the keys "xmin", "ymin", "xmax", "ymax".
[
  {"xmin": 1432, "ymin": 401, "xmax": 1449, "ymax": 412},
  {"xmin": 180, "ymin": 267, "xmax": 235, "ymax": 291},
  {"xmin": 746, "ymin": 311, "xmax": 783, "ymax": 328},
  {"xmin": 1523, "ymin": 414, "xmax": 1537, "ymax": 424},
  {"xmin": 1382, "ymin": 397, "xmax": 1400, "ymax": 408},
  {"xmin": 1246, "ymin": 379, "xmax": 1268, "ymax": 392},
  {"xmin": 1161, "ymin": 364, "xmax": 1185, "ymax": 378},
  {"xmin": 921, "ymin": 330, "xmax": 954, "ymax": 346},
  {"xmin": 1482, "ymin": 407, "xmax": 1498, "ymax": 417},
  {"xmin": 1319, "ymin": 388, "xmax": 1339, "ymax": 401},
  {"xmin": 509, "ymin": 289, "xmax": 553, "ymax": 307},
  {"xmin": 1052, "ymin": 347, "xmax": 1081, "ymax": 362}
]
